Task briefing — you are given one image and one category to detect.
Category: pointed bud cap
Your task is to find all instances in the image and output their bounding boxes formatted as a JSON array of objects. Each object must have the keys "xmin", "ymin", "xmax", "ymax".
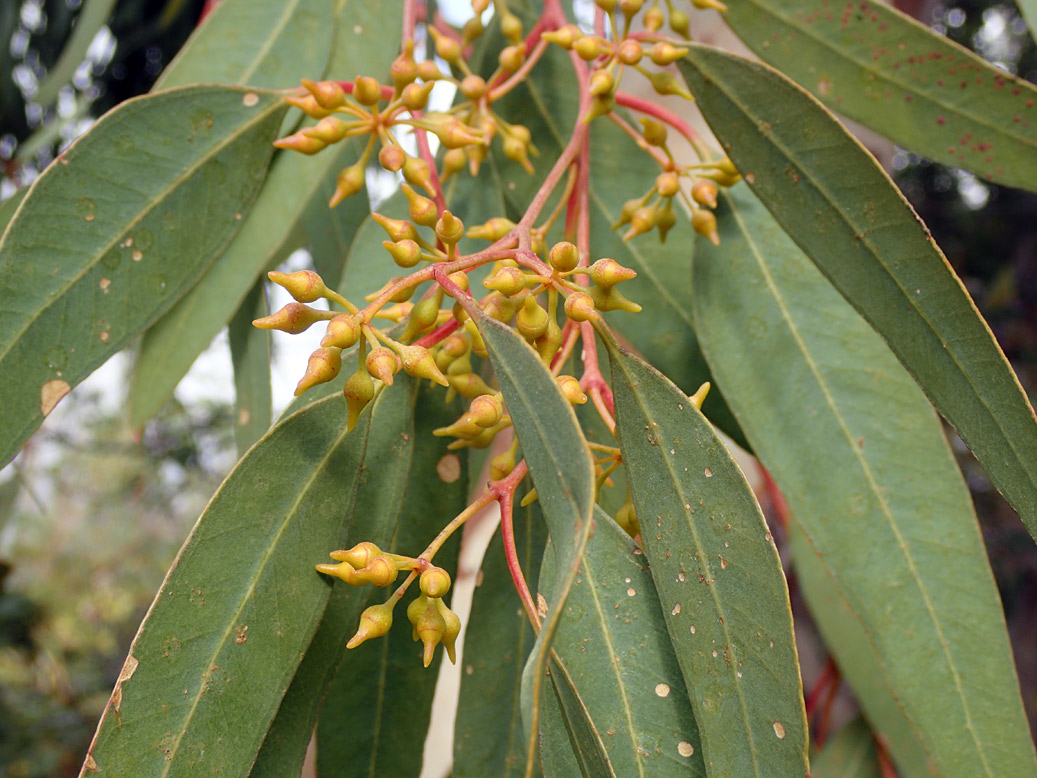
[
  {"xmin": 303, "ymin": 116, "xmax": 350, "ymax": 144},
  {"xmin": 401, "ymin": 295, "xmax": 442, "ymax": 341},
  {"xmin": 429, "ymin": 26, "xmax": 462, "ymax": 62},
  {"xmin": 435, "ymin": 210, "xmax": 465, "ymax": 245},
  {"xmin": 273, "ymin": 131, "xmax": 327, "ymax": 155},
  {"xmin": 590, "ymin": 285, "xmax": 642, "ymax": 313},
  {"xmin": 692, "ymin": 208, "xmax": 720, "ymax": 246},
  {"xmin": 403, "ymin": 184, "xmax": 439, "ymax": 227},
  {"xmin": 650, "ymin": 70, "xmax": 694, "ymax": 100},
  {"xmin": 484, "ymin": 266, "xmax": 527, "ymax": 297},
  {"xmin": 650, "ymin": 41, "xmax": 689, "ymax": 66},
  {"xmin": 622, "ymin": 205, "xmax": 657, "ymax": 241},
  {"xmin": 322, "ymin": 314, "xmax": 362, "ymax": 348},
  {"xmin": 656, "ymin": 202, "xmax": 677, "ymax": 242},
  {"xmin": 436, "ymin": 598, "xmax": 461, "ymax": 663},
  {"xmin": 502, "ymin": 135, "xmax": 533, "ymax": 173},
  {"xmin": 407, "ymin": 594, "xmax": 428, "ymax": 635},
  {"xmin": 589, "ymin": 69, "xmax": 615, "ymax": 97},
  {"xmin": 383, "ymin": 239, "xmax": 422, "ymax": 269},
  {"xmin": 542, "ymin": 25, "xmax": 581, "ymax": 49},
  {"xmin": 489, "ymin": 449, "xmax": 517, "ymax": 480},
  {"xmin": 295, "ymin": 347, "xmax": 343, "ymax": 395},
  {"xmin": 419, "ymin": 567, "xmax": 452, "ymax": 598},
  {"xmin": 467, "ymin": 217, "xmax": 516, "ymax": 242},
  {"xmin": 441, "ymin": 147, "xmax": 466, "ymax": 181},
  {"xmin": 285, "ymin": 93, "xmax": 331, "ymax": 119},
  {"xmin": 689, "ymin": 381, "xmax": 711, "ymax": 410},
  {"xmin": 549, "ymin": 241, "xmax": 579, "ymax": 272},
  {"xmin": 691, "ymin": 179, "xmax": 719, "ymax": 209},
  {"xmin": 402, "ymin": 80, "xmax": 434, "ymax": 111},
  {"xmin": 315, "ymin": 560, "xmax": 359, "ymax": 583},
  {"xmin": 640, "ymin": 118, "xmax": 668, "ymax": 147},
  {"xmin": 417, "ymin": 59, "xmax": 444, "ymax": 81},
  {"xmin": 516, "ymin": 295, "xmax": 549, "ymax": 341},
  {"xmin": 347, "ymin": 603, "xmax": 394, "ymax": 649},
  {"xmin": 253, "ymin": 302, "xmax": 324, "ymax": 334},
  {"xmin": 329, "ymin": 162, "xmax": 366, "ymax": 207},
  {"xmin": 557, "ymin": 375, "xmax": 588, "ymax": 405},
  {"xmin": 355, "ymin": 555, "xmax": 399, "ymax": 587},
  {"xmin": 416, "ymin": 599, "xmax": 447, "ymax": 667},
  {"xmin": 331, "ymin": 541, "xmax": 381, "ymax": 568},
  {"xmin": 467, "ymin": 394, "xmax": 503, "ymax": 428},
  {"xmin": 378, "ymin": 144, "xmax": 407, "ymax": 172},
  {"xmin": 402, "ymin": 155, "xmax": 436, "ymax": 195},
  {"xmin": 590, "ymin": 257, "xmax": 637, "ymax": 287},
  {"xmin": 500, "ymin": 11, "xmax": 524, "ymax": 42},
  {"xmin": 499, "ymin": 44, "xmax": 526, "ymax": 72},
  {"xmin": 268, "ymin": 270, "xmax": 327, "ymax": 303},
  {"xmin": 564, "ymin": 291, "xmax": 598, "ymax": 322},
  {"xmin": 353, "ymin": 75, "xmax": 383, "ymax": 105},
  {"xmin": 366, "ymin": 347, "xmax": 401, "ymax": 385},
  {"xmin": 301, "ymin": 79, "xmax": 346, "ymax": 109},
  {"xmin": 372, "ymin": 212, "xmax": 419, "ymax": 243},
  {"xmin": 670, "ymin": 10, "xmax": 691, "ymax": 38},
  {"xmin": 612, "ymin": 197, "xmax": 642, "ymax": 230},
  {"xmin": 398, "ymin": 344, "xmax": 450, "ymax": 386},
  {"xmin": 344, "ymin": 368, "xmax": 375, "ymax": 429},
  {"xmin": 391, "ymin": 42, "xmax": 419, "ymax": 89},
  {"xmin": 617, "ymin": 39, "xmax": 643, "ymax": 65}
]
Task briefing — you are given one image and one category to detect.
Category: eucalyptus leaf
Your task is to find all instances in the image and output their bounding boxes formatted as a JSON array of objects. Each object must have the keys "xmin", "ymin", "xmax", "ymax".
[
  {"xmin": 0, "ymin": 86, "xmax": 286, "ymax": 466},
  {"xmin": 810, "ymin": 718, "xmax": 882, "ymax": 778},
  {"xmin": 678, "ymin": 45, "xmax": 1037, "ymax": 542},
  {"xmin": 229, "ymin": 280, "xmax": 272, "ymax": 455}
]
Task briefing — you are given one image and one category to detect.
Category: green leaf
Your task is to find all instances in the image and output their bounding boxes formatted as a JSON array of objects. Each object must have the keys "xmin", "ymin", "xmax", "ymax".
[
  {"xmin": 80, "ymin": 377, "xmax": 405, "ymax": 777},
  {"xmin": 155, "ymin": 0, "xmax": 334, "ymax": 91},
  {"xmin": 549, "ymin": 508, "xmax": 705, "ymax": 777},
  {"xmin": 0, "ymin": 85, "xmax": 287, "ymax": 466},
  {"xmin": 315, "ymin": 384, "xmax": 468, "ymax": 777},
  {"xmin": 1019, "ymin": 1, "xmax": 1037, "ymax": 40},
  {"xmin": 453, "ymin": 498, "xmax": 547, "ymax": 778},
  {"xmin": 34, "ymin": 0, "xmax": 117, "ymax": 107},
  {"xmin": 0, "ymin": 189, "xmax": 26, "ymax": 232},
  {"xmin": 691, "ymin": 184, "xmax": 1037, "ymax": 778},
  {"xmin": 250, "ymin": 377, "xmax": 419, "ymax": 778},
  {"xmin": 544, "ymin": 656, "xmax": 617, "ymax": 778},
  {"xmin": 129, "ymin": 0, "xmax": 402, "ymax": 427},
  {"xmin": 471, "ymin": 308, "xmax": 596, "ymax": 776},
  {"xmin": 302, "ymin": 157, "xmax": 372, "ymax": 293},
  {"xmin": 606, "ymin": 338, "xmax": 809, "ymax": 778},
  {"xmin": 677, "ymin": 45, "xmax": 1037, "ymax": 542},
  {"xmin": 485, "ymin": 41, "xmax": 746, "ymax": 446},
  {"xmin": 722, "ymin": 0, "xmax": 1037, "ymax": 192},
  {"xmin": 229, "ymin": 280, "xmax": 272, "ymax": 456},
  {"xmin": 810, "ymin": 719, "xmax": 881, "ymax": 778}
]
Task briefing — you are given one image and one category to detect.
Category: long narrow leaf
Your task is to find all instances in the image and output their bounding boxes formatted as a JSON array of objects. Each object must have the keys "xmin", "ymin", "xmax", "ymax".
[
  {"xmin": 229, "ymin": 280, "xmax": 272, "ymax": 455},
  {"xmin": 722, "ymin": 0, "xmax": 1037, "ymax": 191},
  {"xmin": 606, "ymin": 338, "xmax": 809, "ymax": 778},
  {"xmin": 691, "ymin": 184, "xmax": 1037, "ymax": 777},
  {"xmin": 0, "ymin": 86, "xmax": 286, "ymax": 465},
  {"xmin": 811, "ymin": 719, "xmax": 881, "ymax": 778},
  {"xmin": 677, "ymin": 45, "xmax": 1037, "ymax": 542}
]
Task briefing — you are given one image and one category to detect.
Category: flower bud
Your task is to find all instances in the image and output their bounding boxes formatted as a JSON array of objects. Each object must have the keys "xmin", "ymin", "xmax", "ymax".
[
  {"xmin": 301, "ymin": 78, "xmax": 347, "ymax": 110},
  {"xmin": 402, "ymin": 155, "xmax": 435, "ymax": 195},
  {"xmin": 589, "ymin": 69, "xmax": 615, "ymax": 97},
  {"xmin": 434, "ymin": 417, "xmax": 485, "ymax": 440},
  {"xmin": 463, "ymin": 320, "xmax": 488, "ymax": 358},
  {"xmin": 460, "ymin": 75, "xmax": 486, "ymax": 101},
  {"xmin": 670, "ymin": 10, "xmax": 691, "ymax": 38},
  {"xmin": 437, "ymin": 598, "xmax": 461, "ymax": 663},
  {"xmin": 692, "ymin": 208, "xmax": 720, "ymax": 246},
  {"xmin": 590, "ymin": 284, "xmax": 642, "ymax": 313},
  {"xmin": 623, "ymin": 205, "xmax": 657, "ymax": 241},
  {"xmin": 656, "ymin": 201, "xmax": 677, "ymax": 242},
  {"xmin": 438, "ymin": 148, "xmax": 463, "ymax": 182},
  {"xmin": 583, "ymin": 93, "xmax": 614, "ymax": 123},
  {"xmin": 367, "ymin": 346, "xmax": 401, "ymax": 385},
  {"xmin": 690, "ymin": 381, "xmax": 710, "ymax": 409},
  {"xmin": 516, "ymin": 295, "xmax": 549, "ymax": 341},
  {"xmin": 650, "ymin": 70, "xmax": 694, "ymax": 100},
  {"xmin": 273, "ymin": 131, "xmax": 326, "ymax": 155},
  {"xmin": 329, "ymin": 162, "xmax": 366, "ymax": 207},
  {"xmin": 499, "ymin": 43, "xmax": 526, "ymax": 72},
  {"xmin": 564, "ymin": 291, "xmax": 598, "ymax": 322},
  {"xmin": 383, "ymin": 239, "xmax": 423, "ymax": 269},
  {"xmin": 303, "ymin": 116, "xmax": 350, "ymax": 144},
  {"xmin": 500, "ymin": 11, "xmax": 524, "ymax": 43},
  {"xmin": 378, "ymin": 144, "xmax": 407, "ymax": 172},
  {"xmin": 656, "ymin": 171, "xmax": 680, "ymax": 198},
  {"xmin": 430, "ymin": 27, "xmax": 462, "ymax": 62},
  {"xmin": 315, "ymin": 560, "xmax": 360, "ymax": 583},
  {"xmin": 484, "ymin": 266, "xmax": 528, "ymax": 297},
  {"xmin": 612, "ymin": 197, "xmax": 643, "ymax": 229},
  {"xmin": 435, "ymin": 210, "xmax": 465, "ymax": 245},
  {"xmin": 590, "ymin": 257, "xmax": 637, "ymax": 287},
  {"xmin": 295, "ymin": 347, "xmax": 343, "ymax": 395},
  {"xmin": 443, "ymin": 271, "xmax": 471, "ymax": 296},
  {"xmin": 402, "ymin": 81, "xmax": 435, "ymax": 111},
  {"xmin": 353, "ymin": 75, "xmax": 383, "ymax": 106},
  {"xmin": 253, "ymin": 302, "xmax": 325, "ymax": 334},
  {"xmin": 398, "ymin": 343, "xmax": 450, "ymax": 386},
  {"xmin": 640, "ymin": 118, "xmax": 668, "ymax": 147},
  {"xmin": 372, "ymin": 212, "xmax": 419, "ymax": 243},
  {"xmin": 417, "ymin": 59, "xmax": 444, "ymax": 81},
  {"xmin": 355, "ymin": 555, "xmax": 400, "ymax": 587},
  {"xmin": 442, "ymin": 332, "xmax": 470, "ymax": 359},
  {"xmin": 616, "ymin": 39, "xmax": 643, "ymax": 65},
  {"xmin": 615, "ymin": 501, "xmax": 640, "ymax": 537},
  {"xmin": 447, "ymin": 372, "xmax": 495, "ymax": 399},
  {"xmin": 542, "ymin": 25, "xmax": 582, "ymax": 49},
  {"xmin": 483, "ymin": 292, "xmax": 521, "ymax": 323},
  {"xmin": 467, "ymin": 217, "xmax": 516, "ymax": 241},
  {"xmin": 285, "ymin": 93, "xmax": 331, "ymax": 119},
  {"xmin": 344, "ymin": 366, "xmax": 374, "ymax": 429},
  {"xmin": 489, "ymin": 448, "xmax": 517, "ymax": 480},
  {"xmin": 420, "ymin": 566, "xmax": 452, "ymax": 598},
  {"xmin": 462, "ymin": 15, "xmax": 484, "ymax": 44},
  {"xmin": 322, "ymin": 314, "xmax": 362, "ymax": 348},
  {"xmin": 693, "ymin": 0, "xmax": 728, "ymax": 9},
  {"xmin": 650, "ymin": 41, "xmax": 689, "ymax": 67},
  {"xmin": 574, "ymin": 36, "xmax": 607, "ymax": 61},
  {"xmin": 268, "ymin": 270, "xmax": 327, "ymax": 303},
  {"xmin": 347, "ymin": 603, "xmax": 394, "ymax": 649},
  {"xmin": 619, "ymin": 0, "xmax": 644, "ymax": 20},
  {"xmin": 407, "ymin": 594, "xmax": 429, "ymax": 639},
  {"xmin": 644, "ymin": 6, "xmax": 664, "ymax": 31},
  {"xmin": 594, "ymin": 0, "xmax": 617, "ymax": 11},
  {"xmin": 557, "ymin": 375, "xmax": 588, "ymax": 405},
  {"xmin": 432, "ymin": 117, "xmax": 483, "ymax": 149},
  {"xmin": 691, "ymin": 178, "xmax": 719, "ymax": 208},
  {"xmin": 402, "ymin": 184, "xmax": 438, "ymax": 227},
  {"xmin": 467, "ymin": 394, "xmax": 503, "ymax": 428},
  {"xmin": 391, "ymin": 43, "xmax": 419, "ymax": 89},
  {"xmin": 502, "ymin": 135, "xmax": 533, "ymax": 173},
  {"xmin": 330, "ymin": 541, "xmax": 381, "ymax": 568},
  {"xmin": 416, "ymin": 598, "xmax": 447, "ymax": 667},
  {"xmin": 401, "ymin": 294, "xmax": 442, "ymax": 341},
  {"xmin": 547, "ymin": 241, "xmax": 578, "ymax": 272},
  {"xmin": 536, "ymin": 317, "xmax": 563, "ymax": 361}
]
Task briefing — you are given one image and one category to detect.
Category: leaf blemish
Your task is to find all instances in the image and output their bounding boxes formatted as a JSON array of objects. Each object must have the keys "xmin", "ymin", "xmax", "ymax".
[
  {"xmin": 655, "ymin": 682, "xmax": 671, "ymax": 697},
  {"xmin": 40, "ymin": 379, "xmax": 70, "ymax": 416}
]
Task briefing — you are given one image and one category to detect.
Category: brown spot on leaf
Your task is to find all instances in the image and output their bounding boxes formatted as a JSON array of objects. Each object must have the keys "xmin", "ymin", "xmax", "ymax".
[
  {"xmin": 111, "ymin": 653, "xmax": 139, "ymax": 713},
  {"xmin": 41, "ymin": 380, "xmax": 70, "ymax": 416}
]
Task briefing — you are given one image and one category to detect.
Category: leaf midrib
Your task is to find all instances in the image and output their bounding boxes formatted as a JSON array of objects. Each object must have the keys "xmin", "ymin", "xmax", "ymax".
[
  {"xmin": 726, "ymin": 195, "xmax": 991, "ymax": 775},
  {"xmin": 158, "ymin": 400, "xmax": 372, "ymax": 776},
  {"xmin": 238, "ymin": 0, "xmax": 304, "ymax": 84},
  {"xmin": 613, "ymin": 354, "xmax": 762, "ymax": 778},
  {"xmin": 733, "ymin": 2, "xmax": 1037, "ymax": 149},
  {"xmin": 0, "ymin": 90, "xmax": 283, "ymax": 365},
  {"xmin": 689, "ymin": 49, "xmax": 1037, "ymax": 507}
]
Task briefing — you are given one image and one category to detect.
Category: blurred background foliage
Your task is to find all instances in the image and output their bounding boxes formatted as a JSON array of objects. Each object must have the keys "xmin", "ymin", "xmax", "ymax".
[{"xmin": 0, "ymin": 1, "xmax": 1034, "ymax": 776}]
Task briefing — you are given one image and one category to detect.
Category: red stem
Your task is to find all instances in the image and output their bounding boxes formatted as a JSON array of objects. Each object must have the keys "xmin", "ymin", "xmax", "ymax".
[
  {"xmin": 762, "ymin": 467, "xmax": 790, "ymax": 531},
  {"xmin": 614, "ymin": 91, "xmax": 704, "ymax": 148}
]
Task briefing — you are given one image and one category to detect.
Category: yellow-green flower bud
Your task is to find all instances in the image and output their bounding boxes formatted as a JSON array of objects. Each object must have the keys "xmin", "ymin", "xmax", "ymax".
[
  {"xmin": 268, "ymin": 270, "xmax": 328, "ymax": 303},
  {"xmin": 670, "ymin": 10, "xmax": 691, "ymax": 38},
  {"xmin": 273, "ymin": 131, "xmax": 326, "ymax": 155},
  {"xmin": 301, "ymin": 78, "xmax": 347, "ymax": 110},
  {"xmin": 590, "ymin": 284, "xmax": 642, "ymax": 313},
  {"xmin": 355, "ymin": 555, "xmax": 399, "ymax": 587},
  {"xmin": 692, "ymin": 208, "xmax": 720, "ymax": 246},
  {"xmin": 420, "ymin": 566, "xmax": 452, "ymax": 598},
  {"xmin": 402, "ymin": 155, "xmax": 436, "ymax": 196},
  {"xmin": 436, "ymin": 598, "xmax": 461, "ymax": 663},
  {"xmin": 367, "ymin": 346, "xmax": 401, "ymax": 385},
  {"xmin": 573, "ymin": 35, "xmax": 606, "ymax": 62},
  {"xmin": 303, "ymin": 116, "xmax": 350, "ymax": 144},
  {"xmin": 435, "ymin": 210, "xmax": 465, "ymax": 245},
  {"xmin": 650, "ymin": 70, "xmax": 693, "ymax": 100},
  {"xmin": 329, "ymin": 162, "xmax": 366, "ymax": 207},
  {"xmin": 656, "ymin": 201, "xmax": 677, "ymax": 242},
  {"xmin": 693, "ymin": 0, "xmax": 728, "ymax": 9},
  {"xmin": 434, "ymin": 416, "xmax": 484, "ymax": 440},
  {"xmin": 344, "ymin": 366, "xmax": 374, "ymax": 429},
  {"xmin": 322, "ymin": 314, "xmax": 362, "ymax": 349},
  {"xmin": 383, "ymin": 239, "xmax": 422, "ymax": 269},
  {"xmin": 564, "ymin": 291, "xmax": 598, "ymax": 322},
  {"xmin": 442, "ymin": 332, "xmax": 469, "ymax": 359},
  {"xmin": 502, "ymin": 134, "xmax": 533, "ymax": 173},
  {"xmin": 407, "ymin": 594, "xmax": 428, "ymax": 640},
  {"xmin": 650, "ymin": 41, "xmax": 689, "ymax": 67},
  {"xmin": 583, "ymin": 93, "xmax": 614, "ymax": 123},
  {"xmin": 516, "ymin": 295, "xmax": 549, "ymax": 341},
  {"xmin": 484, "ymin": 266, "xmax": 528, "ymax": 297},
  {"xmin": 483, "ymin": 292, "xmax": 521, "ymax": 323},
  {"xmin": 536, "ymin": 316, "xmax": 563, "ymax": 361},
  {"xmin": 542, "ymin": 25, "xmax": 582, "ymax": 49},
  {"xmin": 398, "ymin": 343, "xmax": 450, "ymax": 386},
  {"xmin": 330, "ymin": 541, "xmax": 381, "ymax": 568},
  {"xmin": 353, "ymin": 76, "xmax": 383, "ymax": 106},
  {"xmin": 590, "ymin": 257, "xmax": 637, "ymax": 287},
  {"xmin": 378, "ymin": 144, "xmax": 407, "ymax": 172},
  {"xmin": 640, "ymin": 118, "xmax": 668, "ymax": 147},
  {"xmin": 489, "ymin": 448, "xmax": 517, "ymax": 480},
  {"xmin": 617, "ymin": 39, "xmax": 643, "ymax": 65},
  {"xmin": 373, "ymin": 212, "xmax": 419, "ymax": 243},
  {"xmin": 463, "ymin": 15, "xmax": 484, "ymax": 45},
  {"xmin": 391, "ymin": 42, "xmax": 418, "ymax": 89},
  {"xmin": 284, "ymin": 93, "xmax": 331, "ymax": 119},
  {"xmin": 402, "ymin": 81, "xmax": 435, "ymax": 111},
  {"xmin": 689, "ymin": 381, "xmax": 710, "ymax": 409},
  {"xmin": 656, "ymin": 171, "xmax": 680, "ymax": 198},
  {"xmin": 500, "ymin": 11, "xmax": 524, "ymax": 43},
  {"xmin": 615, "ymin": 500, "xmax": 640, "ymax": 537},
  {"xmin": 594, "ymin": 0, "xmax": 617, "ymax": 11},
  {"xmin": 623, "ymin": 205, "xmax": 657, "ymax": 241},
  {"xmin": 401, "ymin": 294, "xmax": 442, "ymax": 341},
  {"xmin": 644, "ymin": 5, "xmax": 664, "ymax": 31},
  {"xmin": 619, "ymin": 0, "xmax": 644, "ymax": 20},
  {"xmin": 295, "ymin": 347, "xmax": 343, "ymax": 396},
  {"xmin": 460, "ymin": 75, "xmax": 486, "ymax": 100},
  {"xmin": 589, "ymin": 69, "xmax": 615, "ymax": 97},
  {"xmin": 557, "ymin": 375, "xmax": 588, "ymax": 405},
  {"xmin": 429, "ymin": 26, "xmax": 462, "ymax": 62},
  {"xmin": 315, "ymin": 559, "xmax": 360, "ymax": 583},
  {"xmin": 347, "ymin": 602, "xmax": 394, "ymax": 649},
  {"xmin": 467, "ymin": 394, "xmax": 503, "ymax": 428},
  {"xmin": 416, "ymin": 598, "xmax": 447, "ymax": 667},
  {"xmin": 549, "ymin": 241, "xmax": 579, "ymax": 272},
  {"xmin": 253, "ymin": 302, "xmax": 324, "ymax": 334},
  {"xmin": 417, "ymin": 59, "xmax": 444, "ymax": 81},
  {"xmin": 447, "ymin": 372, "xmax": 495, "ymax": 399},
  {"xmin": 402, "ymin": 184, "xmax": 438, "ymax": 227},
  {"xmin": 612, "ymin": 197, "xmax": 643, "ymax": 230},
  {"xmin": 499, "ymin": 43, "xmax": 526, "ymax": 72},
  {"xmin": 467, "ymin": 217, "xmax": 516, "ymax": 242},
  {"xmin": 691, "ymin": 178, "xmax": 719, "ymax": 208},
  {"xmin": 463, "ymin": 320, "xmax": 488, "ymax": 359}
]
